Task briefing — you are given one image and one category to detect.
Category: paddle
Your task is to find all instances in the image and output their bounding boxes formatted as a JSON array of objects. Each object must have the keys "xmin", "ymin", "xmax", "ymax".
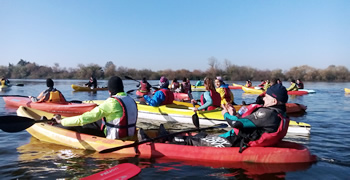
[
  {"xmin": 188, "ymin": 92, "xmax": 199, "ymax": 129},
  {"xmin": 124, "ymin": 76, "xmax": 159, "ymax": 90},
  {"xmin": 0, "ymin": 95, "xmax": 82, "ymax": 104},
  {"xmin": 0, "ymin": 116, "xmax": 54, "ymax": 133},
  {"xmin": 16, "ymin": 84, "xmax": 24, "ymax": 86},
  {"xmin": 99, "ymin": 123, "xmax": 228, "ymax": 154},
  {"xmin": 81, "ymin": 163, "xmax": 141, "ymax": 180}
]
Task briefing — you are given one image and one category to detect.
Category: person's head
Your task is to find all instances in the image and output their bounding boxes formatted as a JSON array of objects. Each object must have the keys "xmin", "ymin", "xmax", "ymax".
[
  {"xmin": 291, "ymin": 79, "xmax": 296, "ymax": 83},
  {"xmin": 172, "ymin": 78, "xmax": 177, "ymax": 83},
  {"xmin": 214, "ymin": 79, "xmax": 221, "ymax": 88},
  {"xmin": 203, "ymin": 77, "xmax": 215, "ymax": 91},
  {"xmin": 270, "ymin": 78, "xmax": 278, "ymax": 86},
  {"xmin": 159, "ymin": 76, "xmax": 169, "ymax": 88},
  {"xmin": 142, "ymin": 77, "xmax": 147, "ymax": 83},
  {"xmin": 46, "ymin": 78, "xmax": 54, "ymax": 88},
  {"xmin": 277, "ymin": 78, "xmax": 282, "ymax": 84},
  {"xmin": 264, "ymin": 84, "xmax": 288, "ymax": 107},
  {"xmin": 297, "ymin": 79, "xmax": 302, "ymax": 83},
  {"xmin": 108, "ymin": 76, "xmax": 124, "ymax": 95}
]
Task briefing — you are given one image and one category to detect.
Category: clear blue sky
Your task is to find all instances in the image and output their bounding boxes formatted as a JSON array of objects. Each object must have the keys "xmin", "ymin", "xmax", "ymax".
[{"xmin": 1, "ymin": 0, "xmax": 349, "ymax": 71}]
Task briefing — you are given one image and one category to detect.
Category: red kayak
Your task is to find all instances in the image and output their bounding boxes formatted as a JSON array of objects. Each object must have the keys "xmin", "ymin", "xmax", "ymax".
[
  {"xmin": 3, "ymin": 96, "xmax": 96, "ymax": 117},
  {"xmin": 288, "ymin": 91, "xmax": 308, "ymax": 95},
  {"xmin": 173, "ymin": 93, "xmax": 190, "ymax": 101}
]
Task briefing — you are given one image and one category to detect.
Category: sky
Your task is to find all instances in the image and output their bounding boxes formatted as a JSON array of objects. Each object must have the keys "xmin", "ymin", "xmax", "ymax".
[{"xmin": 1, "ymin": 0, "xmax": 349, "ymax": 71}]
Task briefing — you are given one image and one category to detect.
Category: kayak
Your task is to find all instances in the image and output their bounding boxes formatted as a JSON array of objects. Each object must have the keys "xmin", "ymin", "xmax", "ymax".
[
  {"xmin": 299, "ymin": 89, "xmax": 316, "ymax": 94},
  {"xmin": 83, "ymin": 100, "xmax": 311, "ymax": 134},
  {"xmin": 173, "ymin": 92, "xmax": 190, "ymax": 101},
  {"xmin": 345, "ymin": 88, "xmax": 350, "ymax": 93},
  {"xmin": 3, "ymin": 96, "xmax": 97, "ymax": 117},
  {"xmin": 71, "ymin": 84, "xmax": 108, "ymax": 91},
  {"xmin": 16, "ymin": 106, "xmax": 317, "ymax": 164},
  {"xmin": 191, "ymin": 85, "xmax": 206, "ymax": 91},
  {"xmin": 242, "ymin": 86, "xmax": 309, "ymax": 95}
]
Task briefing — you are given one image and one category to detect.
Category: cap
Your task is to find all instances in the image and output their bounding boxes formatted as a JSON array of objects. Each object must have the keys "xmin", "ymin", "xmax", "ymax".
[{"xmin": 266, "ymin": 84, "xmax": 288, "ymax": 103}]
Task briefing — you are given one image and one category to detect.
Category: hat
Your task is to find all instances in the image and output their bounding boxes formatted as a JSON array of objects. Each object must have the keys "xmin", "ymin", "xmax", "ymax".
[
  {"xmin": 159, "ymin": 76, "xmax": 169, "ymax": 88},
  {"xmin": 216, "ymin": 76, "xmax": 223, "ymax": 82},
  {"xmin": 46, "ymin": 78, "xmax": 54, "ymax": 88},
  {"xmin": 266, "ymin": 84, "xmax": 288, "ymax": 103},
  {"xmin": 108, "ymin": 76, "xmax": 124, "ymax": 94}
]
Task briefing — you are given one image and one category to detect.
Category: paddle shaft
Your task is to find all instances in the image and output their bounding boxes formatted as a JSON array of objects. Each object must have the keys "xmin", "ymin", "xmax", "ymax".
[{"xmin": 99, "ymin": 123, "xmax": 228, "ymax": 154}]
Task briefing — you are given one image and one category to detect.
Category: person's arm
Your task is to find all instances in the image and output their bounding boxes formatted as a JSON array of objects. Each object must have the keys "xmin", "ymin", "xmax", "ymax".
[
  {"xmin": 197, "ymin": 91, "xmax": 213, "ymax": 111},
  {"xmin": 143, "ymin": 91, "xmax": 165, "ymax": 107},
  {"xmin": 60, "ymin": 98, "xmax": 117, "ymax": 126},
  {"xmin": 286, "ymin": 83, "xmax": 296, "ymax": 91}
]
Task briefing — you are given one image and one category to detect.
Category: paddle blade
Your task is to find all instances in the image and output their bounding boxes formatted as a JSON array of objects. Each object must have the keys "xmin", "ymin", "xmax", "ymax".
[
  {"xmin": 16, "ymin": 84, "xmax": 24, "ymax": 86},
  {"xmin": 0, "ymin": 116, "xmax": 35, "ymax": 133},
  {"xmin": 126, "ymin": 89, "xmax": 136, "ymax": 94},
  {"xmin": 81, "ymin": 163, "xmax": 141, "ymax": 180},
  {"xmin": 192, "ymin": 113, "xmax": 199, "ymax": 129}
]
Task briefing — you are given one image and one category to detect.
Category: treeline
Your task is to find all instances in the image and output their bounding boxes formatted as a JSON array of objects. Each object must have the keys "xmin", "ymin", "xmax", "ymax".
[{"xmin": 1, "ymin": 58, "xmax": 350, "ymax": 82}]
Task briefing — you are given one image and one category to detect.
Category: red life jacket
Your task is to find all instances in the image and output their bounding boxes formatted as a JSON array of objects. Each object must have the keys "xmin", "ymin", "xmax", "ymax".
[
  {"xmin": 200, "ymin": 89, "xmax": 221, "ymax": 111},
  {"xmin": 140, "ymin": 82, "xmax": 150, "ymax": 93},
  {"xmin": 181, "ymin": 82, "xmax": 191, "ymax": 94},
  {"xmin": 102, "ymin": 95, "xmax": 138, "ymax": 139},
  {"xmin": 159, "ymin": 89, "xmax": 174, "ymax": 105},
  {"xmin": 235, "ymin": 105, "xmax": 290, "ymax": 148}
]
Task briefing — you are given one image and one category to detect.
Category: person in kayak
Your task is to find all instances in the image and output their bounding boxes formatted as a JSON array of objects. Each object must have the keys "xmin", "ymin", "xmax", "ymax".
[
  {"xmin": 1, "ymin": 77, "xmax": 10, "ymax": 86},
  {"xmin": 245, "ymin": 80, "xmax": 252, "ymax": 87},
  {"xmin": 137, "ymin": 77, "xmax": 152, "ymax": 94},
  {"xmin": 257, "ymin": 80, "xmax": 265, "ymax": 88},
  {"xmin": 215, "ymin": 76, "xmax": 236, "ymax": 105},
  {"xmin": 287, "ymin": 79, "xmax": 298, "ymax": 91},
  {"xmin": 85, "ymin": 75, "xmax": 97, "ymax": 89},
  {"xmin": 195, "ymin": 79, "xmax": 203, "ymax": 87},
  {"xmin": 296, "ymin": 79, "xmax": 304, "ymax": 89},
  {"xmin": 171, "ymin": 84, "xmax": 289, "ymax": 152},
  {"xmin": 170, "ymin": 78, "xmax": 181, "ymax": 92},
  {"xmin": 191, "ymin": 77, "xmax": 221, "ymax": 111},
  {"xmin": 143, "ymin": 76, "xmax": 174, "ymax": 107},
  {"xmin": 180, "ymin": 77, "xmax": 192, "ymax": 94},
  {"xmin": 30, "ymin": 78, "xmax": 67, "ymax": 103},
  {"xmin": 54, "ymin": 76, "xmax": 138, "ymax": 139}
]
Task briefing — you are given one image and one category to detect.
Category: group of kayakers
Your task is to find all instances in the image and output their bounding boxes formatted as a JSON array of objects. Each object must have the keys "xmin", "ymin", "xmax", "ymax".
[
  {"xmin": 19, "ymin": 75, "xmax": 291, "ymax": 151},
  {"xmin": 249, "ymin": 78, "xmax": 304, "ymax": 92}
]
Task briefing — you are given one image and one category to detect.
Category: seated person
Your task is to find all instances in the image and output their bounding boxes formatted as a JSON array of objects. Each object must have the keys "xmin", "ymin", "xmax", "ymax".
[
  {"xmin": 215, "ymin": 76, "xmax": 235, "ymax": 105},
  {"xmin": 287, "ymin": 79, "xmax": 298, "ymax": 91},
  {"xmin": 191, "ymin": 77, "xmax": 221, "ymax": 111},
  {"xmin": 172, "ymin": 84, "xmax": 290, "ymax": 152},
  {"xmin": 143, "ymin": 76, "xmax": 174, "ymax": 107},
  {"xmin": 296, "ymin": 79, "xmax": 304, "ymax": 89},
  {"xmin": 30, "ymin": 78, "xmax": 66, "ymax": 103},
  {"xmin": 137, "ymin": 77, "xmax": 152, "ymax": 94},
  {"xmin": 54, "ymin": 76, "xmax": 138, "ymax": 139},
  {"xmin": 85, "ymin": 76, "xmax": 97, "ymax": 89}
]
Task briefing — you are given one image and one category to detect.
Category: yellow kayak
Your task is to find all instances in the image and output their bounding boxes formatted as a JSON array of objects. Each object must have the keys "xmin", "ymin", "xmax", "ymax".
[
  {"xmin": 345, "ymin": 88, "xmax": 350, "ymax": 93},
  {"xmin": 71, "ymin": 84, "xmax": 108, "ymax": 91}
]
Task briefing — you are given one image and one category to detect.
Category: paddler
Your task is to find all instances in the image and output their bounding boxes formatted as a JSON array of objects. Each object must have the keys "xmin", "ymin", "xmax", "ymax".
[
  {"xmin": 142, "ymin": 76, "xmax": 174, "ymax": 106},
  {"xmin": 287, "ymin": 79, "xmax": 298, "ymax": 91},
  {"xmin": 85, "ymin": 75, "xmax": 97, "ymax": 89},
  {"xmin": 214, "ymin": 76, "xmax": 236, "ymax": 105},
  {"xmin": 191, "ymin": 77, "xmax": 221, "ymax": 111},
  {"xmin": 171, "ymin": 84, "xmax": 290, "ymax": 152},
  {"xmin": 137, "ymin": 77, "xmax": 152, "ymax": 94},
  {"xmin": 54, "ymin": 76, "xmax": 138, "ymax": 140},
  {"xmin": 29, "ymin": 78, "xmax": 67, "ymax": 103}
]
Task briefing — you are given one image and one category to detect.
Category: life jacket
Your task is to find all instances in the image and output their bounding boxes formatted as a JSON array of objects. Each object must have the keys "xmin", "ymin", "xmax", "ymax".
[
  {"xmin": 37, "ymin": 88, "xmax": 67, "ymax": 103},
  {"xmin": 231, "ymin": 106, "xmax": 289, "ymax": 153},
  {"xmin": 140, "ymin": 82, "xmax": 150, "ymax": 93},
  {"xmin": 102, "ymin": 95, "xmax": 138, "ymax": 139},
  {"xmin": 48, "ymin": 91, "xmax": 67, "ymax": 103},
  {"xmin": 159, "ymin": 88, "xmax": 174, "ymax": 105},
  {"xmin": 222, "ymin": 86, "xmax": 233, "ymax": 104},
  {"xmin": 0, "ymin": 80, "xmax": 5, "ymax": 86},
  {"xmin": 181, "ymin": 82, "xmax": 191, "ymax": 94},
  {"xmin": 200, "ymin": 89, "xmax": 221, "ymax": 111}
]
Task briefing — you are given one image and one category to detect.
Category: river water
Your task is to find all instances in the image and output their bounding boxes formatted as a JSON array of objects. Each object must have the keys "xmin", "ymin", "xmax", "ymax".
[{"xmin": 0, "ymin": 79, "xmax": 349, "ymax": 179}]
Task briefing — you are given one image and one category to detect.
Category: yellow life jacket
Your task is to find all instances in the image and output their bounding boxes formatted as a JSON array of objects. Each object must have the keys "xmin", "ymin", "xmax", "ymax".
[{"xmin": 48, "ymin": 91, "xmax": 66, "ymax": 103}]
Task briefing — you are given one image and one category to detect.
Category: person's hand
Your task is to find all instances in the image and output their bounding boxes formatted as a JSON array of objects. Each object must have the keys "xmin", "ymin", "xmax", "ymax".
[
  {"xmin": 53, "ymin": 114, "xmax": 62, "ymax": 124},
  {"xmin": 191, "ymin": 99, "xmax": 197, "ymax": 104},
  {"xmin": 193, "ymin": 107, "xmax": 198, "ymax": 112},
  {"xmin": 221, "ymin": 104, "xmax": 228, "ymax": 116}
]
